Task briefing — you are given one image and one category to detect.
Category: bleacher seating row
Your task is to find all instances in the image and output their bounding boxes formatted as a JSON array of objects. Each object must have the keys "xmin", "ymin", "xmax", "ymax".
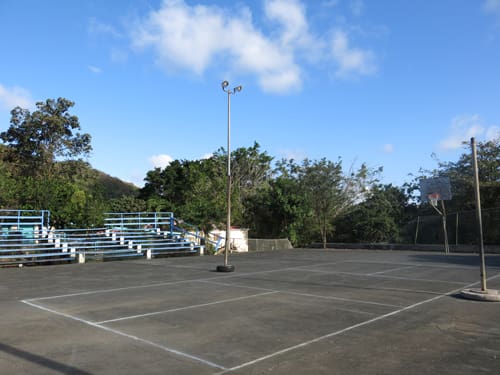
[{"xmin": 0, "ymin": 211, "xmax": 208, "ymax": 267}]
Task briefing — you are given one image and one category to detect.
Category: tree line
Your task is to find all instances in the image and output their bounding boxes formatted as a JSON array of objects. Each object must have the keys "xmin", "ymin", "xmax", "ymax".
[{"xmin": 1, "ymin": 98, "xmax": 499, "ymax": 246}]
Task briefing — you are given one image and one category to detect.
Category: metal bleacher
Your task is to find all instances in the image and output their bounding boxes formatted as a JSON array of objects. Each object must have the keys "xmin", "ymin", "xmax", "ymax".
[{"xmin": 0, "ymin": 210, "xmax": 206, "ymax": 267}]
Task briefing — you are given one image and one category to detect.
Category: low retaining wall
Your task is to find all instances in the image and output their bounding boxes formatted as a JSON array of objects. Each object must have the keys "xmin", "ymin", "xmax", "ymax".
[{"xmin": 310, "ymin": 243, "xmax": 500, "ymax": 254}]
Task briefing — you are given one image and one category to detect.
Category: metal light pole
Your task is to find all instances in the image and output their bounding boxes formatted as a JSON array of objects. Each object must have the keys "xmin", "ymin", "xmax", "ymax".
[{"xmin": 217, "ymin": 80, "xmax": 242, "ymax": 273}]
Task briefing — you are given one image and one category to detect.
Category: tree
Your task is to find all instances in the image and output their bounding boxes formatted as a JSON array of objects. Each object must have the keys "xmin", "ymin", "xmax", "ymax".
[
  {"xmin": 245, "ymin": 160, "xmax": 307, "ymax": 244},
  {"xmin": 0, "ymin": 98, "xmax": 91, "ymax": 176},
  {"xmin": 335, "ymin": 184, "xmax": 409, "ymax": 243},
  {"xmin": 407, "ymin": 137, "xmax": 500, "ymax": 211},
  {"xmin": 108, "ymin": 196, "xmax": 147, "ymax": 213},
  {"xmin": 212, "ymin": 142, "xmax": 273, "ymax": 224},
  {"xmin": 298, "ymin": 158, "xmax": 344, "ymax": 248},
  {"xmin": 403, "ymin": 137, "xmax": 500, "ymax": 244},
  {"xmin": 296, "ymin": 158, "xmax": 381, "ymax": 248},
  {"xmin": 0, "ymin": 144, "xmax": 18, "ymax": 207},
  {"xmin": 0, "ymin": 98, "xmax": 106, "ymax": 227},
  {"xmin": 139, "ymin": 143, "xmax": 273, "ymax": 234}
]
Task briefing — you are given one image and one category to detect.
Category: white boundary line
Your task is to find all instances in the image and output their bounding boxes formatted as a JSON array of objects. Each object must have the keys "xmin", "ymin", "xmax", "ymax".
[
  {"xmin": 21, "ymin": 299, "xmax": 227, "ymax": 371},
  {"xmin": 19, "ymin": 262, "xmax": 500, "ymax": 373},
  {"xmin": 24, "ymin": 261, "xmax": 347, "ymax": 302},
  {"xmin": 362, "ymin": 273, "xmax": 467, "ymax": 285},
  {"xmin": 298, "ymin": 268, "xmax": 467, "ymax": 286},
  {"xmin": 205, "ymin": 280, "xmax": 400, "ymax": 308},
  {"xmin": 95, "ymin": 291, "xmax": 277, "ymax": 324},
  {"xmin": 369, "ymin": 265, "xmax": 417, "ymax": 275},
  {"xmin": 342, "ymin": 259, "xmax": 496, "ymax": 271},
  {"xmin": 24, "ymin": 259, "xmax": 469, "ymax": 304},
  {"xmin": 216, "ymin": 272, "xmax": 500, "ymax": 374}
]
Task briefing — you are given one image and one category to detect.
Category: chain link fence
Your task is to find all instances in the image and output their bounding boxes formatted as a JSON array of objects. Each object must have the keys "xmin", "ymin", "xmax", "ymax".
[
  {"xmin": 400, "ymin": 207, "xmax": 500, "ymax": 245},
  {"xmin": 248, "ymin": 239, "xmax": 293, "ymax": 251}
]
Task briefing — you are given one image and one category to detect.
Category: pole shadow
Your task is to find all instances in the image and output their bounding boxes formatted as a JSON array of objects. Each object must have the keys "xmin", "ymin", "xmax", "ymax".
[{"xmin": 0, "ymin": 343, "xmax": 93, "ymax": 375}]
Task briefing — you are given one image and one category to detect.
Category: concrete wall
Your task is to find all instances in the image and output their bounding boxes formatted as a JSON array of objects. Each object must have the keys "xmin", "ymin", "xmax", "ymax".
[{"xmin": 210, "ymin": 228, "xmax": 249, "ymax": 252}]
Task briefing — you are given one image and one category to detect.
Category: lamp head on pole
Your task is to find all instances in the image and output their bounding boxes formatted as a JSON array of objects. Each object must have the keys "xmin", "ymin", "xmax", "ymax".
[{"xmin": 222, "ymin": 80, "xmax": 243, "ymax": 95}]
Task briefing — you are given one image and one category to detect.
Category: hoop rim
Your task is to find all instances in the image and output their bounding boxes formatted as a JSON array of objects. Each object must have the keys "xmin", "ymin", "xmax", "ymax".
[{"xmin": 428, "ymin": 192, "xmax": 441, "ymax": 206}]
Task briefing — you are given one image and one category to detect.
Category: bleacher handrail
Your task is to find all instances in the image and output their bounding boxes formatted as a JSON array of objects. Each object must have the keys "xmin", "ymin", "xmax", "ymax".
[{"xmin": 0, "ymin": 211, "xmax": 211, "ymax": 266}]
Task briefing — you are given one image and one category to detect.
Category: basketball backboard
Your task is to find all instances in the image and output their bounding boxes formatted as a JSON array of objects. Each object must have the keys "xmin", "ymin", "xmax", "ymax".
[{"xmin": 419, "ymin": 177, "xmax": 452, "ymax": 203}]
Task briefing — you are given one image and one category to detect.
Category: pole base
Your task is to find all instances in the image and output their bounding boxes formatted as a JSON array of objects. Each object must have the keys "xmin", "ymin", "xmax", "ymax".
[
  {"xmin": 216, "ymin": 264, "xmax": 235, "ymax": 272},
  {"xmin": 460, "ymin": 288, "xmax": 500, "ymax": 302}
]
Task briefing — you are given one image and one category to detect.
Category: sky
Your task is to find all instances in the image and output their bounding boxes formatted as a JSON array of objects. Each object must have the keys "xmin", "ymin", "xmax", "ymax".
[{"xmin": 1, "ymin": 0, "xmax": 499, "ymax": 188}]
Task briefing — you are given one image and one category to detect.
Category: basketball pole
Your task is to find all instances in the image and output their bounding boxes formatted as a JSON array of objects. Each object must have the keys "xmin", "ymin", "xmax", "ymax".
[
  {"xmin": 440, "ymin": 200, "xmax": 449, "ymax": 254},
  {"xmin": 428, "ymin": 194, "xmax": 449, "ymax": 255},
  {"xmin": 459, "ymin": 138, "xmax": 500, "ymax": 301},
  {"xmin": 459, "ymin": 139, "xmax": 499, "ymax": 301},
  {"xmin": 471, "ymin": 137, "xmax": 487, "ymax": 291}
]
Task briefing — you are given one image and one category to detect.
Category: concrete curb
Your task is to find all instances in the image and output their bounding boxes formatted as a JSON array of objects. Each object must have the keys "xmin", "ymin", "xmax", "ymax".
[{"xmin": 460, "ymin": 288, "xmax": 500, "ymax": 302}]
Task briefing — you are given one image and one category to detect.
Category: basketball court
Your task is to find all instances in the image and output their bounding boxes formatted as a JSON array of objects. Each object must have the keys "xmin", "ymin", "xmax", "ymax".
[{"xmin": 1, "ymin": 249, "xmax": 500, "ymax": 374}]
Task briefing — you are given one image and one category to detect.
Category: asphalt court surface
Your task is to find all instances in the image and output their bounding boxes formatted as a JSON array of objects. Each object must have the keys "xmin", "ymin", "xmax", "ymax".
[{"xmin": 1, "ymin": 249, "xmax": 500, "ymax": 374}]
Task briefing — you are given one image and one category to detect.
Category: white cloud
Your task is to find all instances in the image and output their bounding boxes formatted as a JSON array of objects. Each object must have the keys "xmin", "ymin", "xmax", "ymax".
[
  {"xmin": 265, "ymin": 0, "xmax": 308, "ymax": 47},
  {"xmin": 483, "ymin": 0, "xmax": 500, "ymax": 15},
  {"xmin": 131, "ymin": 0, "xmax": 303, "ymax": 93},
  {"xmin": 383, "ymin": 143, "xmax": 394, "ymax": 153},
  {"xmin": 331, "ymin": 29, "xmax": 376, "ymax": 78},
  {"xmin": 439, "ymin": 114, "xmax": 499, "ymax": 150},
  {"xmin": 129, "ymin": 0, "xmax": 377, "ymax": 93},
  {"xmin": 0, "ymin": 84, "xmax": 33, "ymax": 111},
  {"xmin": 88, "ymin": 17, "xmax": 122, "ymax": 38},
  {"xmin": 200, "ymin": 153, "xmax": 213, "ymax": 160},
  {"xmin": 88, "ymin": 65, "xmax": 102, "ymax": 74},
  {"xmin": 149, "ymin": 154, "xmax": 174, "ymax": 169}
]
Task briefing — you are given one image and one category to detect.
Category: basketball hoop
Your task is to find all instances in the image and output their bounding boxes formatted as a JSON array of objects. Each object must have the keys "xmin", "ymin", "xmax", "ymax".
[{"xmin": 428, "ymin": 193, "xmax": 440, "ymax": 207}]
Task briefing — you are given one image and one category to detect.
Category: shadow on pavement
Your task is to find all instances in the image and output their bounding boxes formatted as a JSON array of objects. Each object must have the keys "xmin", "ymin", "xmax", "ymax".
[{"xmin": 0, "ymin": 343, "xmax": 93, "ymax": 375}]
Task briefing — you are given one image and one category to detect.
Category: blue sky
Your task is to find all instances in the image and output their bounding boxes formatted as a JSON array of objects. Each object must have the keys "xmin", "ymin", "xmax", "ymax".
[{"xmin": 1, "ymin": 0, "xmax": 499, "ymax": 187}]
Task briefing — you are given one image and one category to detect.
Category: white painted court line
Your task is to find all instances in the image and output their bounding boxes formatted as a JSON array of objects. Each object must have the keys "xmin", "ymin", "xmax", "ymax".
[
  {"xmin": 279, "ymin": 290, "xmax": 400, "ymax": 309},
  {"xmin": 216, "ymin": 272, "xmax": 500, "ymax": 374},
  {"xmin": 369, "ymin": 265, "xmax": 417, "ymax": 275},
  {"xmin": 21, "ymin": 299, "xmax": 227, "ymax": 371},
  {"xmin": 24, "ymin": 279, "xmax": 208, "ymax": 302},
  {"xmin": 363, "ymin": 272, "xmax": 468, "ymax": 285},
  {"xmin": 343, "ymin": 259, "xmax": 492, "ymax": 271},
  {"xmin": 297, "ymin": 268, "xmax": 467, "ymax": 286},
  {"xmin": 95, "ymin": 291, "xmax": 278, "ymax": 324},
  {"xmin": 24, "ymin": 261, "xmax": 347, "ymax": 302},
  {"xmin": 205, "ymin": 280, "xmax": 400, "ymax": 309},
  {"xmin": 24, "ymin": 260, "xmax": 462, "ymax": 307}
]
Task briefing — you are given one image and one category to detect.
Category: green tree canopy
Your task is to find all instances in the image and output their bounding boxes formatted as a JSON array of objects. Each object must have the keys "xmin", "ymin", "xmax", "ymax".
[
  {"xmin": 335, "ymin": 184, "xmax": 409, "ymax": 243},
  {"xmin": 0, "ymin": 98, "xmax": 91, "ymax": 175},
  {"xmin": 406, "ymin": 137, "xmax": 500, "ymax": 212},
  {"xmin": 139, "ymin": 142, "xmax": 273, "ymax": 233}
]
